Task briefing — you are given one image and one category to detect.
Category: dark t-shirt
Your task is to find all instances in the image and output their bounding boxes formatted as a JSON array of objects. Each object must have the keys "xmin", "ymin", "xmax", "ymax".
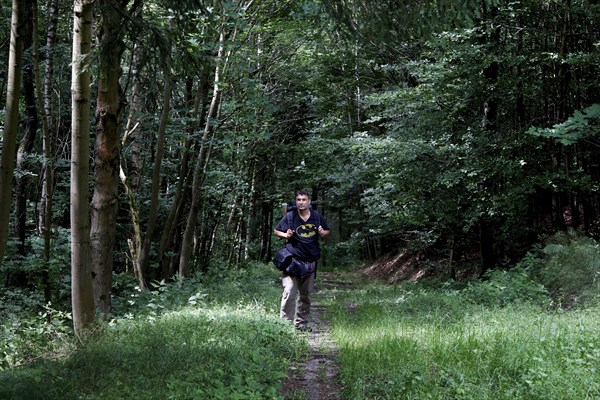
[{"xmin": 275, "ymin": 210, "xmax": 329, "ymax": 261}]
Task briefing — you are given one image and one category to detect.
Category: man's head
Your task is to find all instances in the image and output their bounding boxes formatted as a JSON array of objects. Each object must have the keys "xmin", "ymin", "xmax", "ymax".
[{"xmin": 295, "ymin": 190, "xmax": 311, "ymax": 211}]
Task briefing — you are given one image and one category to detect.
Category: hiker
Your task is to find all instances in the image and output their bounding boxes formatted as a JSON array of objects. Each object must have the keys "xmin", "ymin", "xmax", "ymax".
[{"xmin": 274, "ymin": 189, "xmax": 330, "ymax": 331}]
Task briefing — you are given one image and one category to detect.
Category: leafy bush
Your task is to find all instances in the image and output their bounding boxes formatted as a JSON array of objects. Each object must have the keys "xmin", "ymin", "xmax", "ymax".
[
  {"xmin": 461, "ymin": 267, "xmax": 549, "ymax": 307},
  {"xmin": 0, "ymin": 301, "xmax": 73, "ymax": 370},
  {"xmin": 529, "ymin": 232, "xmax": 600, "ymax": 307}
]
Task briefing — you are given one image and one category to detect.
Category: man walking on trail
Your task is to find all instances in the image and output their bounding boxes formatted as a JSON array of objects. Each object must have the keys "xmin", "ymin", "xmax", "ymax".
[{"xmin": 274, "ymin": 190, "xmax": 330, "ymax": 331}]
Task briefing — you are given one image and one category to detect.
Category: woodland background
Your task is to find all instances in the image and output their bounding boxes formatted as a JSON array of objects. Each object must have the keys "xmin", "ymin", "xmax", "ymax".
[{"xmin": 1, "ymin": 0, "xmax": 600, "ymax": 335}]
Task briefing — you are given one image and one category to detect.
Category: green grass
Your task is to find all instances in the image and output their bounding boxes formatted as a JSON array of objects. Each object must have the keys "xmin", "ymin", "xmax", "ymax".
[
  {"xmin": 0, "ymin": 263, "xmax": 308, "ymax": 400},
  {"xmin": 326, "ymin": 280, "xmax": 600, "ymax": 399},
  {"xmin": 3, "ymin": 259, "xmax": 599, "ymax": 399}
]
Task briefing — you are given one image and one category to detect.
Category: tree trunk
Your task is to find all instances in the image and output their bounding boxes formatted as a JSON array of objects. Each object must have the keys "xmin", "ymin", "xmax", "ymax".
[
  {"xmin": 478, "ymin": 8, "xmax": 500, "ymax": 274},
  {"xmin": 225, "ymin": 194, "xmax": 241, "ymax": 264},
  {"xmin": 38, "ymin": 0, "xmax": 58, "ymax": 302},
  {"xmin": 136, "ymin": 19, "xmax": 173, "ymax": 285},
  {"xmin": 123, "ymin": 5, "xmax": 145, "ymax": 193},
  {"xmin": 479, "ymin": 219, "xmax": 496, "ymax": 276},
  {"xmin": 243, "ymin": 164, "xmax": 257, "ymax": 261},
  {"xmin": 0, "ymin": 0, "xmax": 27, "ymax": 266},
  {"xmin": 159, "ymin": 163, "xmax": 193, "ymax": 278},
  {"xmin": 15, "ymin": 0, "xmax": 37, "ymax": 257},
  {"xmin": 119, "ymin": 164, "xmax": 144, "ymax": 286},
  {"xmin": 158, "ymin": 69, "xmax": 211, "ymax": 277},
  {"xmin": 259, "ymin": 198, "xmax": 272, "ymax": 262},
  {"xmin": 178, "ymin": 29, "xmax": 226, "ymax": 276},
  {"xmin": 91, "ymin": 0, "xmax": 138, "ymax": 314},
  {"xmin": 71, "ymin": 0, "xmax": 96, "ymax": 338}
]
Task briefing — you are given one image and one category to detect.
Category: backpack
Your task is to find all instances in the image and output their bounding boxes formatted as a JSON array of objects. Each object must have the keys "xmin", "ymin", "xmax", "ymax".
[
  {"xmin": 273, "ymin": 246, "xmax": 316, "ymax": 277},
  {"xmin": 273, "ymin": 246, "xmax": 293, "ymax": 272}
]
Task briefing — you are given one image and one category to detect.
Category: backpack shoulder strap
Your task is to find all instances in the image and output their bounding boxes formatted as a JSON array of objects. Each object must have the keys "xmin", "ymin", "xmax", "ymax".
[
  {"xmin": 312, "ymin": 210, "xmax": 322, "ymax": 228},
  {"xmin": 286, "ymin": 210, "xmax": 294, "ymax": 230}
]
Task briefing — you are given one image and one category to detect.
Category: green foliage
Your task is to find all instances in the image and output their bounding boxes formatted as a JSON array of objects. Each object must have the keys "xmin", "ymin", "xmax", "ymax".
[
  {"xmin": 0, "ymin": 301, "xmax": 73, "ymax": 370},
  {"xmin": 526, "ymin": 232, "xmax": 600, "ymax": 306},
  {"xmin": 325, "ymin": 240, "xmax": 362, "ymax": 269},
  {"xmin": 321, "ymin": 0, "xmax": 487, "ymax": 56},
  {"xmin": 528, "ymin": 104, "xmax": 600, "ymax": 145},
  {"xmin": 462, "ymin": 267, "xmax": 549, "ymax": 307},
  {"xmin": 1, "ymin": 227, "xmax": 72, "ymax": 304},
  {"xmin": 0, "ymin": 229, "xmax": 73, "ymax": 371},
  {"xmin": 297, "ymin": 0, "xmax": 600, "ymax": 270},
  {"xmin": 326, "ymin": 274, "xmax": 600, "ymax": 400},
  {"xmin": 0, "ymin": 262, "xmax": 304, "ymax": 399},
  {"xmin": 449, "ymin": 232, "xmax": 600, "ymax": 310}
]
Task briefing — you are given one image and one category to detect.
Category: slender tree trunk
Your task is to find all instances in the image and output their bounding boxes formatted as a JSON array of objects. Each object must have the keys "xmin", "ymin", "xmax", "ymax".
[
  {"xmin": 159, "ymin": 163, "xmax": 193, "ymax": 278},
  {"xmin": 0, "ymin": 0, "xmax": 27, "ymax": 265},
  {"xmin": 15, "ymin": 0, "xmax": 37, "ymax": 257},
  {"xmin": 178, "ymin": 29, "xmax": 226, "ymax": 276},
  {"xmin": 478, "ymin": 7, "xmax": 500, "ymax": 275},
  {"xmin": 136, "ymin": 19, "xmax": 173, "ymax": 285},
  {"xmin": 119, "ymin": 164, "xmax": 143, "ymax": 285},
  {"xmin": 38, "ymin": 0, "xmax": 58, "ymax": 301},
  {"xmin": 242, "ymin": 163, "xmax": 256, "ymax": 261},
  {"xmin": 198, "ymin": 193, "xmax": 225, "ymax": 270},
  {"xmin": 225, "ymin": 194, "xmax": 241, "ymax": 263},
  {"xmin": 158, "ymin": 70, "xmax": 211, "ymax": 277},
  {"xmin": 115, "ymin": 3, "xmax": 144, "ymax": 286},
  {"xmin": 91, "ymin": 0, "xmax": 139, "ymax": 314},
  {"xmin": 123, "ymin": 6, "xmax": 145, "ymax": 192},
  {"xmin": 71, "ymin": 0, "xmax": 96, "ymax": 338}
]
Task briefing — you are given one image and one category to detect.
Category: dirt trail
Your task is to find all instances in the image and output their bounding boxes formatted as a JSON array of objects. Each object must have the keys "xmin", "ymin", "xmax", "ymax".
[{"xmin": 280, "ymin": 272, "xmax": 353, "ymax": 400}]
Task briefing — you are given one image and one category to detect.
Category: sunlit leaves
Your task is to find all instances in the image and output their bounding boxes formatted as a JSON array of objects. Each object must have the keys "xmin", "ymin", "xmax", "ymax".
[{"xmin": 528, "ymin": 104, "xmax": 600, "ymax": 146}]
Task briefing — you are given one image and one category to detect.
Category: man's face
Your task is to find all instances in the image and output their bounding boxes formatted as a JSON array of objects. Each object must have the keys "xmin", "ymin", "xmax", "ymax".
[{"xmin": 295, "ymin": 194, "xmax": 310, "ymax": 210}]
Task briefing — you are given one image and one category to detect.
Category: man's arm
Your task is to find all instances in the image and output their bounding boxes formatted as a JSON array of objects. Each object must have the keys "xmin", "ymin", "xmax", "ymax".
[
  {"xmin": 274, "ymin": 228, "xmax": 294, "ymax": 239},
  {"xmin": 317, "ymin": 226, "xmax": 330, "ymax": 239}
]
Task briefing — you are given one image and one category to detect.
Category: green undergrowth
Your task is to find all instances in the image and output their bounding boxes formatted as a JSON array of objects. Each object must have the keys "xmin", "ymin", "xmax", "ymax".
[
  {"xmin": 0, "ymin": 262, "xmax": 307, "ymax": 399},
  {"xmin": 324, "ymin": 276, "xmax": 600, "ymax": 400}
]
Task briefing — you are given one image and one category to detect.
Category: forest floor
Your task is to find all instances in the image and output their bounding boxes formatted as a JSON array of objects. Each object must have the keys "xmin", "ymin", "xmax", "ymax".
[{"xmin": 280, "ymin": 271, "xmax": 351, "ymax": 400}]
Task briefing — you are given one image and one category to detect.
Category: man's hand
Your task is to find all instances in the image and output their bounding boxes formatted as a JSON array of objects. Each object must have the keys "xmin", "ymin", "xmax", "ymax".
[
  {"xmin": 274, "ymin": 228, "xmax": 294, "ymax": 239},
  {"xmin": 317, "ymin": 226, "xmax": 330, "ymax": 238}
]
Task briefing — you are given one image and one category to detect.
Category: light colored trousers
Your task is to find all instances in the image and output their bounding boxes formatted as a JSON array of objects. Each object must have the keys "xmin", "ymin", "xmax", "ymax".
[{"xmin": 280, "ymin": 273, "xmax": 315, "ymax": 327}]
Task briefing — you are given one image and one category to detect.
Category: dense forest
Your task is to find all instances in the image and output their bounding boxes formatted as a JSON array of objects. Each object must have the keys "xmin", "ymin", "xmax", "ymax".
[
  {"xmin": 1, "ymin": 1, "xmax": 600, "ymax": 398},
  {"xmin": 1, "ymin": 0, "xmax": 600, "ymax": 335}
]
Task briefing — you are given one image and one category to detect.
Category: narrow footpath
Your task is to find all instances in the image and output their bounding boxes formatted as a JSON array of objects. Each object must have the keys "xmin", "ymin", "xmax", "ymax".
[{"xmin": 280, "ymin": 272, "xmax": 352, "ymax": 400}]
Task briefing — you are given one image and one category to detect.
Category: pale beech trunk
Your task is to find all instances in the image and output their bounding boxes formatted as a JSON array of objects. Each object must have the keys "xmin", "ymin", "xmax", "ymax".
[
  {"xmin": 119, "ymin": 164, "xmax": 144, "ymax": 286},
  {"xmin": 0, "ymin": 0, "xmax": 26, "ymax": 265},
  {"xmin": 71, "ymin": 0, "xmax": 95, "ymax": 338}
]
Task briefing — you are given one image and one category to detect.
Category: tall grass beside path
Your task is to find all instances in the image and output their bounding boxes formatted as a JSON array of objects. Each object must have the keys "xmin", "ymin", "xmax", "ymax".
[{"xmin": 326, "ymin": 279, "xmax": 600, "ymax": 400}]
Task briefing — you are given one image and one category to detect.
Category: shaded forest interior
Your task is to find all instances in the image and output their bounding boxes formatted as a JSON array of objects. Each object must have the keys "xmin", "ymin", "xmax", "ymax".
[{"xmin": 0, "ymin": 0, "xmax": 599, "ymax": 324}]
